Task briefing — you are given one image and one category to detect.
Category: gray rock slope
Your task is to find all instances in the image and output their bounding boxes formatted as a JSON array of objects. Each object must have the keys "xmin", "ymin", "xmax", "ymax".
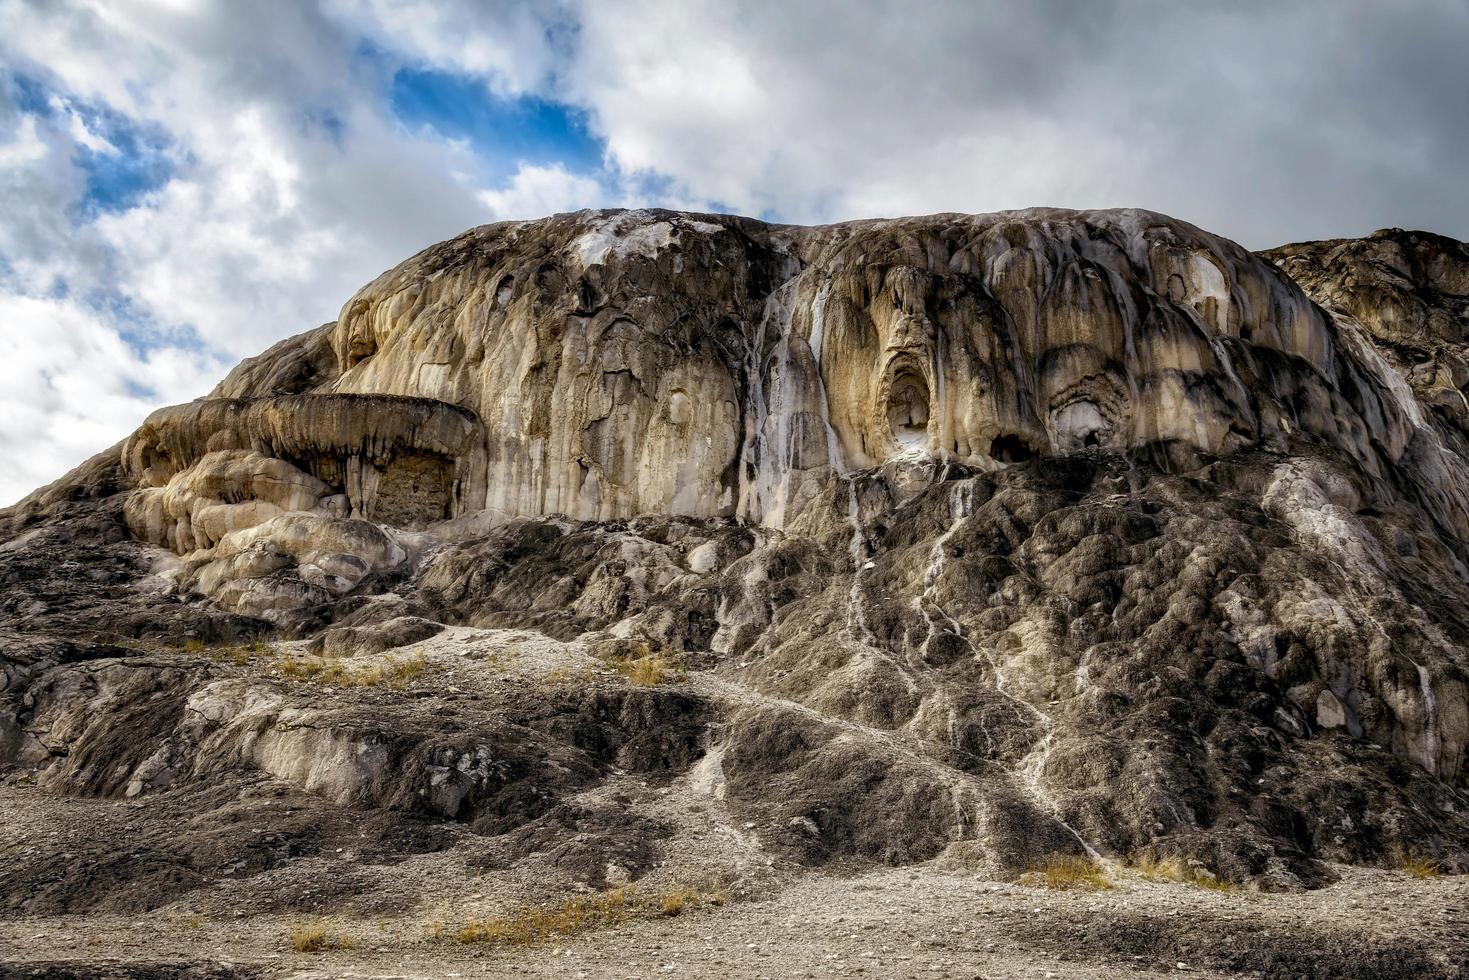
[{"xmin": 3, "ymin": 208, "xmax": 1469, "ymax": 901}]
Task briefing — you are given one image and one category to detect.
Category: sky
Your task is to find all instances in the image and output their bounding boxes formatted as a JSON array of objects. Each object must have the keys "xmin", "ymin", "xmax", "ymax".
[{"xmin": 1, "ymin": 0, "xmax": 1467, "ymax": 505}]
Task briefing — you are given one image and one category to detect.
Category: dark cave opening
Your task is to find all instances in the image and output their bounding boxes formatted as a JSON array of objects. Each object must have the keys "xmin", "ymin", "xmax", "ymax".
[
  {"xmin": 989, "ymin": 434, "xmax": 1035, "ymax": 463},
  {"xmin": 887, "ymin": 372, "xmax": 931, "ymax": 450}
]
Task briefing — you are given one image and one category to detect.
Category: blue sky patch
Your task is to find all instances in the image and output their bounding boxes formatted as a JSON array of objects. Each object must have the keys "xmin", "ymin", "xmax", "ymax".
[
  {"xmin": 8, "ymin": 72, "xmax": 50, "ymax": 115},
  {"xmin": 6, "ymin": 71, "xmax": 176, "ymax": 217},
  {"xmin": 121, "ymin": 377, "xmax": 157, "ymax": 400},
  {"xmin": 70, "ymin": 110, "xmax": 175, "ymax": 217},
  {"xmin": 92, "ymin": 290, "xmax": 212, "ymax": 360},
  {"xmin": 389, "ymin": 67, "xmax": 603, "ymax": 177}
]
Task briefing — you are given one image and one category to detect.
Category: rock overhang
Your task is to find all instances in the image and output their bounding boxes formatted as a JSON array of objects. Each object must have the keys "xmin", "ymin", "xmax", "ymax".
[{"xmin": 122, "ymin": 393, "xmax": 486, "ymax": 548}]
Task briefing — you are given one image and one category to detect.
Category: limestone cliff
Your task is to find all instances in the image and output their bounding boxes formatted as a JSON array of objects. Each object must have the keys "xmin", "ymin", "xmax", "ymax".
[{"xmin": 3, "ymin": 208, "xmax": 1469, "ymax": 896}]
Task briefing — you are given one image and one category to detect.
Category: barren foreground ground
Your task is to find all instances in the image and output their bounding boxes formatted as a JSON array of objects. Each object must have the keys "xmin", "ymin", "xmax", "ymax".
[{"xmin": 1, "ymin": 780, "xmax": 1463, "ymax": 980}]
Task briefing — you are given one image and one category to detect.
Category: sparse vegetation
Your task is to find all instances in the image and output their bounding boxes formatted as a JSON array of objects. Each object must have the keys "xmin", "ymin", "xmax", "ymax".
[
  {"xmin": 1393, "ymin": 849, "xmax": 1442, "ymax": 879},
  {"xmin": 543, "ymin": 663, "xmax": 598, "ymax": 685},
  {"xmin": 592, "ymin": 639, "xmax": 686, "ymax": 686},
  {"xmin": 660, "ymin": 886, "xmax": 717, "ymax": 917},
  {"xmin": 453, "ymin": 884, "xmax": 726, "ymax": 946},
  {"xmin": 179, "ymin": 637, "xmax": 273, "ymax": 664},
  {"xmin": 222, "ymin": 642, "xmax": 262, "ymax": 665},
  {"xmin": 1128, "ymin": 853, "xmax": 1237, "ymax": 892},
  {"xmin": 615, "ymin": 654, "xmax": 674, "ymax": 685},
  {"xmin": 456, "ymin": 887, "xmax": 635, "ymax": 945},
  {"xmin": 289, "ymin": 922, "xmax": 354, "ymax": 953},
  {"xmin": 1020, "ymin": 853, "xmax": 1114, "ymax": 891},
  {"xmin": 277, "ymin": 649, "xmax": 430, "ymax": 688}
]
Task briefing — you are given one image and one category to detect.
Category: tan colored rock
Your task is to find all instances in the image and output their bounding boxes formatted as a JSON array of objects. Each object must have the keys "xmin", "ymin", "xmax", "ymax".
[
  {"xmin": 1265, "ymin": 227, "xmax": 1469, "ymax": 349},
  {"xmin": 81, "ymin": 209, "xmax": 1469, "ymax": 649},
  {"xmin": 104, "ymin": 209, "xmax": 1469, "ymax": 547},
  {"xmin": 123, "ymin": 450, "xmax": 336, "ymax": 554},
  {"xmin": 181, "ymin": 513, "xmax": 408, "ymax": 621},
  {"xmin": 311, "ymin": 208, "xmax": 1440, "ymax": 531},
  {"xmin": 122, "ymin": 393, "xmax": 485, "ymax": 541}
]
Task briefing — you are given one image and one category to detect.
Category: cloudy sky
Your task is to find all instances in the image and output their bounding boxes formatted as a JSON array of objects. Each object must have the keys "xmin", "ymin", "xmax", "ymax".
[{"xmin": 2, "ymin": 0, "xmax": 1466, "ymax": 504}]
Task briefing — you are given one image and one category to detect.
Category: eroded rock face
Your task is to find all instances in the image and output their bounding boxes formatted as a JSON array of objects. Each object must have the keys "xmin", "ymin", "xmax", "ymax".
[
  {"xmin": 318, "ymin": 208, "xmax": 1423, "ymax": 531},
  {"xmin": 5, "ymin": 208, "xmax": 1469, "ymax": 895},
  {"xmin": 1265, "ymin": 229, "xmax": 1469, "ymax": 441},
  {"xmin": 90, "ymin": 210, "xmax": 1469, "ymax": 617},
  {"xmin": 182, "ymin": 514, "xmax": 409, "ymax": 620},
  {"xmin": 122, "ymin": 393, "xmax": 486, "ymax": 533}
]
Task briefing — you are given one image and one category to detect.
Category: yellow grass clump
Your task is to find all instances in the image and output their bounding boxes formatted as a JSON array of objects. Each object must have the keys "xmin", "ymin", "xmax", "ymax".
[
  {"xmin": 543, "ymin": 664, "xmax": 599, "ymax": 685},
  {"xmin": 1129, "ymin": 853, "xmax": 1237, "ymax": 892},
  {"xmin": 289, "ymin": 922, "xmax": 354, "ymax": 953},
  {"xmin": 1021, "ymin": 853, "xmax": 1114, "ymax": 891},
  {"xmin": 592, "ymin": 640, "xmax": 686, "ymax": 686},
  {"xmin": 278, "ymin": 650, "xmax": 430, "ymax": 688},
  {"xmin": 1394, "ymin": 849, "xmax": 1442, "ymax": 879},
  {"xmin": 454, "ymin": 884, "xmax": 726, "ymax": 946},
  {"xmin": 616, "ymin": 655, "xmax": 674, "ymax": 685}
]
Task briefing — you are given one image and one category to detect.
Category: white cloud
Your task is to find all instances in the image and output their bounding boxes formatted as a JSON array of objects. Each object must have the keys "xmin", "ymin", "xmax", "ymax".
[
  {"xmin": 323, "ymin": 0, "xmax": 570, "ymax": 95},
  {"xmin": 56, "ymin": 95, "xmax": 116, "ymax": 153},
  {"xmin": 477, "ymin": 162, "xmax": 602, "ymax": 220},
  {"xmin": 0, "ymin": 291, "xmax": 221, "ymax": 504},
  {"xmin": 0, "ymin": 112, "xmax": 46, "ymax": 166},
  {"xmin": 3, "ymin": 2, "xmax": 503, "ymax": 359},
  {"xmin": 554, "ymin": 0, "xmax": 1469, "ymax": 239}
]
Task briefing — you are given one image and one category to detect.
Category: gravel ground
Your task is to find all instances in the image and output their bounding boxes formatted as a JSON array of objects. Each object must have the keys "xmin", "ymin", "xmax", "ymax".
[{"xmin": 1, "ymin": 780, "xmax": 1464, "ymax": 980}]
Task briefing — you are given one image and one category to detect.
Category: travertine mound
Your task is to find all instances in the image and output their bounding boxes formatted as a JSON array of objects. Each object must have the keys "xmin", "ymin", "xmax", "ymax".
[
  {"xmin": 4, "ymin": 209, "xmax": 1469, "ymax": 902},
  {"xmin": 237, "ymin": 209, "xmax": 1460, "ymax": 533},
  {"xmin": 1264, "ymin": 228, "xmax": 1469, "ymax": 425}
]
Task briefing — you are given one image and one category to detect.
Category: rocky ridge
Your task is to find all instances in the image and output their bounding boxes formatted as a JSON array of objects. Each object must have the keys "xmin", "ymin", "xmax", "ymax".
[{"xmin": 3, "ymin": 208, "xmax": 1469, "ymax": 948}]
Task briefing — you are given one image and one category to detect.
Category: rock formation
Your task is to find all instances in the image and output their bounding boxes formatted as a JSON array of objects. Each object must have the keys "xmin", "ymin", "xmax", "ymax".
[
  {"xmin": 3, "ymin": 208, "xmax": 1469, "ymax": 906},
  {"xmin": 191, "ymin": 209, "xmax": 1465, "ymax": 535}
]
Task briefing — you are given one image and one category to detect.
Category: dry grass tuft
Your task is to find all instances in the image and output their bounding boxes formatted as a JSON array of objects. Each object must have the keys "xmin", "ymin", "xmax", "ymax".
[
  {"xmin": 659, "ymin": 886, "xmax": 723, "ymax": 917},
  {"xmin": 456, "ymin": 887, "xmax": 635, "ymax": 946},
  {"xmin": 481, "ymin": 647, "xmax": 520, "ymax": 671},
  {"xmin": 1191, "ymin": 873, "xmax": 1238, "ymax": 893},
  {"xmin": 278, "ymin": 650, "xmax": 430, "ymax": 689},
  {"xmin": 1394, "ymin": 849, "xmax": 1442, "ymax": 879},
  {"xmin": 1021, "ymin": 853, "xmax": 1113, "ymax": 891},
  {"xmin": 616, "ymin": 655, "xmax": 674, "ymax": 685},
  {"xmin": 592, "ymin": 640, "xmax": 685, "ymax": 686},
  {"xmin": 454, "ymin": 884, "xmax": 725, "ymax": 946},
  {"xmin": 1128, "ymin": 853, "xmax": 1237, "ymax": 892},
  {"xmin": 289, "ymin": 923, "xmax": 353, "ymax": 953},
  {"xmin": 191, "ymin": 637, "xmax": 272, "ymax": 665},
  {"xmin": 543, "ymin": 664, "xmax": 599, "ymax": 685}
]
